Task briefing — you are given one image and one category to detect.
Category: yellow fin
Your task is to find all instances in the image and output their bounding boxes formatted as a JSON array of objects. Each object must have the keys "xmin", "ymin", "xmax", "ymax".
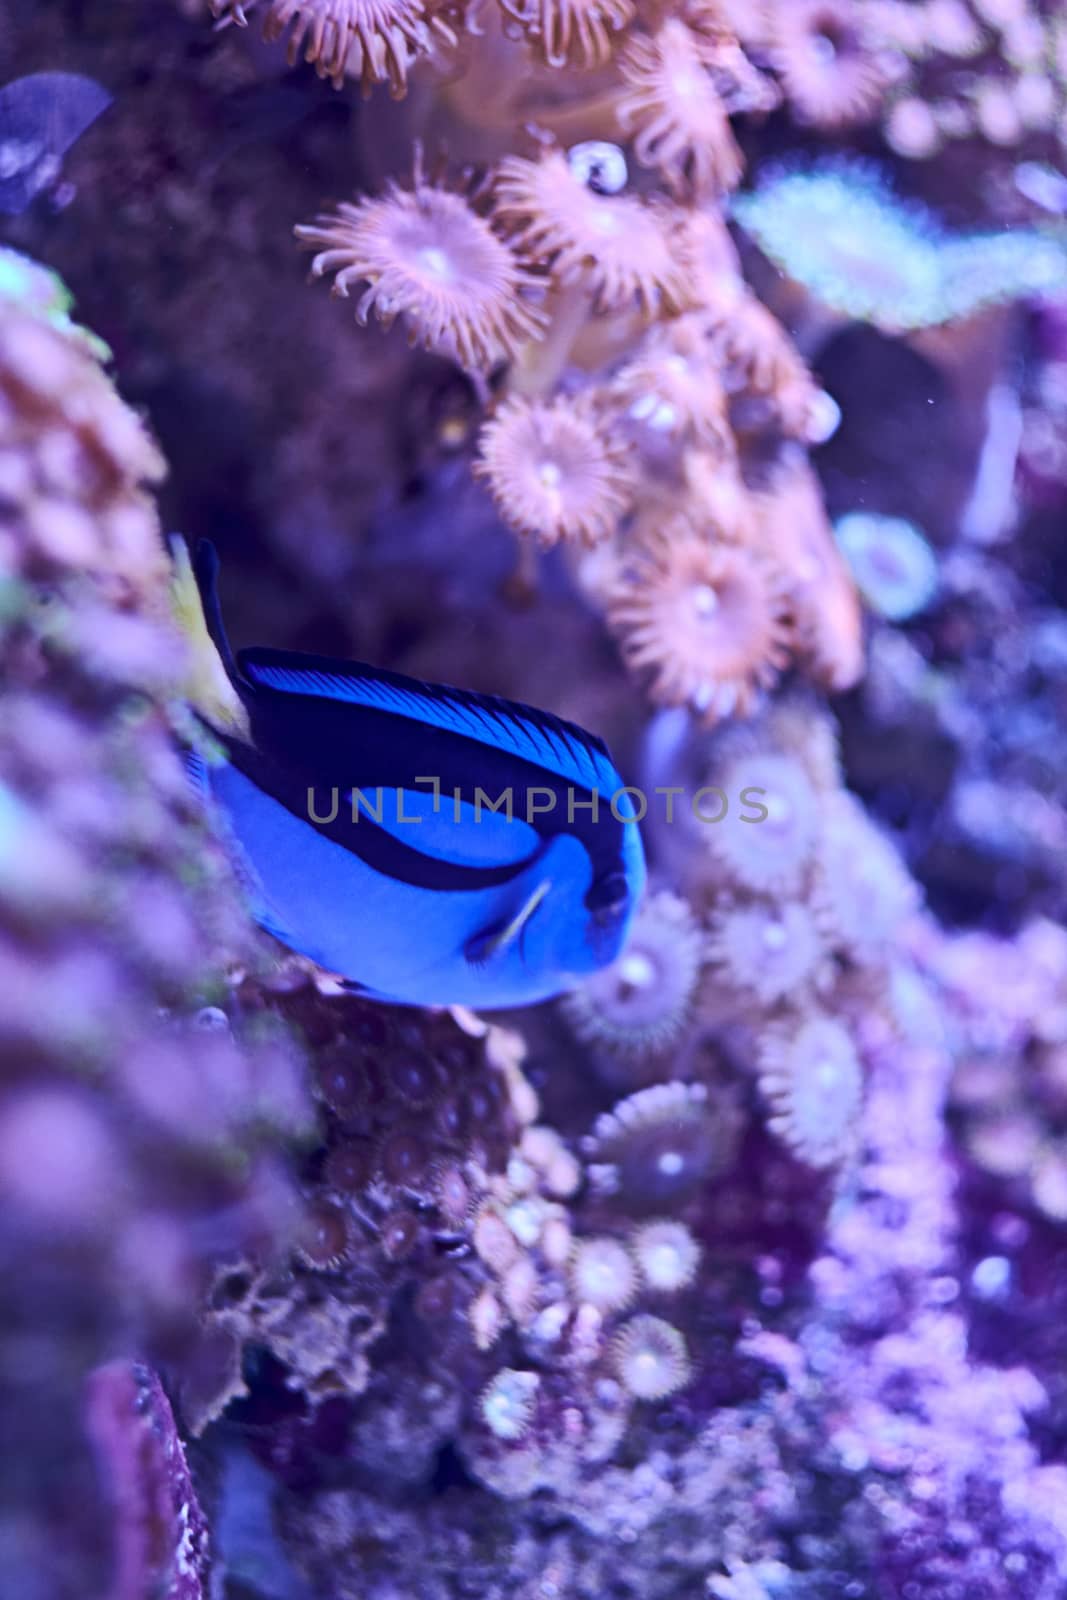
[{"xmin": 169, "ymin": 536, "xmax": 250, "ymax": 741}]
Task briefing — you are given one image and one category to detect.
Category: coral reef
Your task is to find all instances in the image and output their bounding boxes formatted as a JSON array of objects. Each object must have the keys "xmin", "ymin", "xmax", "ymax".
[
  {"xmin": 3, "ymin": 1, "xmax": 1067, "ymax": 1598},
  {"xmin": 730, "ymin": 0, "xmax": 1067, "ymax": 185},
  {"xmin": 0, "ymin": 254, "xmax": 312, "ymax": 1599},
  {"xmin": 280, "ymin": 18, "xmax": 865, "ymax": 725}
]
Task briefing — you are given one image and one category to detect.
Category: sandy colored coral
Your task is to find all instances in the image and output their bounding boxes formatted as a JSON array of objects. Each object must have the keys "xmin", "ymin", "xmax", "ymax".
[
  {"xmin": 705, "ymin": 292, "xmax": 826, "ymax": 442},
  {"xmin": 296, "ymin": 177, "xmax": 545, "ymax": 371},
  {"xmin": 611, "ymin": 313, "xmax": 735, "ymax": 451},
  {"xmin": 705, "ymin": 895, "xmax": 828, "ymax": 1006},
  {"xmin": 217, "ymin": 0, "xmax": 440, "ymax": 94},
  {"xmin": 611, "ymin": 1312, "xmax": 691, "ymax": 1398},
  {"xmin": 705, "ymin": 741, "xmax": 823, "ymax": 894},
  {"xmin": 0, "ymin": 261, "xmax": 314, "ymax": 1595},
  {"xmin": 497, "ymin": 0, "xmax": 634, "ymax": 66},
  {"xmin": 292, "ymin": 0, "xmax": 428, "ymax": 92},
  {"xmin": 682, "ymin": 450, "xmax": 758, "ymax": 541},
  {"xmin": 569, "ymin": 1235, "xmax": 639, "ymax": 1310},
  {"xmin": 617, "ymin": 19, "xmax": 744, "ymax": 197},
  {"xmin": 812, "ymin": 791, "xmax": 920, "ymax": 966},
  {"xmin": 561, "ymin": 889, "xmax": 704, "ymax": 1055},
  {"xmin": 479, "ymin": 1368, "xmax": 540, "ymax": 1440},
  {"xmin": 757, "ymin": 1010, "xmax": 864, "ymax": 1167},
  {"xmin": 606, "ymin": 519, "xmax": 792, "ymax": 721},
  {"xmin": 476, "ymin": 394, "xmax": 631, "ymax": 545},
  {"xmin": 675, "ymin": 206, "xmax": 746, "ymax": 309},
  {"xmin": 768, "ymin": 0, "xmax": 892, "ymax": 128},
  {"xmin": 0, "ymin": 308, "xmax": 166, "ymax": 597},
  {"xmin": 752, "ymin": 457, "xmax": 865, "ymax": 693},
  {"xmin": 761, "ymin": 693, "xmax": 843, "ymax": 793},
  {"xmin": 630, "ymin": 1219, "xmax": 701, "ymax": 1291},
  {"xmin": 584, "ymin": 1080, "xmax": 739, "ymax": 1209},
  {"xmin": 493, "ymin": 150, "xmax": 689, "ymax": 316},
  {"xmin": 639, "ymin": 699, "xmax": 843, "ymax": 927}
]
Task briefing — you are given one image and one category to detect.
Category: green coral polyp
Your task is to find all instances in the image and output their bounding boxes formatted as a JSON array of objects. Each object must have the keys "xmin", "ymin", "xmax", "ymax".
[
  {"xmin": 834, "ymin": 511, "xmax": 939, "ymax": 621},
  {"xmin": 0, "ymin": 247, "xmax": 111, "ymax": 362},
  {"xmin": 733, "ymin": 161, "xmax": 1067, "ymax": 332}
]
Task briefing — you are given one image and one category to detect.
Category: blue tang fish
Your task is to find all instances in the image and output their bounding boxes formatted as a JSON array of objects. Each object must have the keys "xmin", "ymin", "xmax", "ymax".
[{"xmin": 174, "ymin": 540, "xmax": 646, "ymax": 1009}]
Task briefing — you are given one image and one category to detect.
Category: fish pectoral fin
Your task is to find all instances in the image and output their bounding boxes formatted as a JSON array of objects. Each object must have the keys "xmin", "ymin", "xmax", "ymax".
[{"xmin": 464, "ymin": 879, "xmax": 552, "ymax": 967}]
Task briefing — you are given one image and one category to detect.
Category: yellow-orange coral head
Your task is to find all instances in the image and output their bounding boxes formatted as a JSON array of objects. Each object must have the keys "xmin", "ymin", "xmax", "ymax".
[
  {"xmin": 607, "ymin": 520, "xmax": 792, "ymax": 722},
  {"xmin": 493, "ymin": 150, "xmax": 689, "ymax": 317},
  {"xmin": 476, "ymin": 395, "xmax": 632, "ymax": 546},
  {"xmin": 295, "ymin": 179, "xmax": 546, "ymax": 372},
  {"xmin": 213, "ymin": 0, "xmax": 434, "ymax": 95},
  {"xmin": 769, "ymin": 0, "xmax": 891, "ymax": 129},
  {"xmin": 496, "ymin": 0, "xmax": 634, "ymax": 69},
  {"xmin": 618, "ymin": 20, "xmax": 743, "ymax": 198}
]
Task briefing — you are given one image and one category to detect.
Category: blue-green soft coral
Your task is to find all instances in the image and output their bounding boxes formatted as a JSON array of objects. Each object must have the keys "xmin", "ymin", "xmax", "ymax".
[
  {"xmin": 732, "ymin": 163, "xmax": 1067, "ymax": 334},
  {"xmin": 835, "ymin": 511, "xmax": 939, "ymax": 621}
]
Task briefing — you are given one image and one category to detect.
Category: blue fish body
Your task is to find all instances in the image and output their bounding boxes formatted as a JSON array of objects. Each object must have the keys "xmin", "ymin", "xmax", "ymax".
[{"xmin": 183, "ymin": 543, "xmax": 645, "ymax": 1008}]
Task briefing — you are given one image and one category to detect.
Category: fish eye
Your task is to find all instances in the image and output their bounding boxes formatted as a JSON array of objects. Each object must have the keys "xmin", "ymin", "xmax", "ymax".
[{"xmin": 585, "ymin": 872, "xmax": 629, "ymax": 917}]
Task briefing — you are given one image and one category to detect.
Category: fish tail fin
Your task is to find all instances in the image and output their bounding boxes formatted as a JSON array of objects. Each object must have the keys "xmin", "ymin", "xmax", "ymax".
[{"xmin": 169, "ymin": 535, "xmax": 250, "ymax": 741}]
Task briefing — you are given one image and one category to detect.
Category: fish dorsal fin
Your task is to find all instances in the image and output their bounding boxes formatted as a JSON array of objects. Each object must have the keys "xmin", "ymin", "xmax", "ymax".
[{"xmin": 238, "ymin": 646, "xmax": 618, "ymax": 795}]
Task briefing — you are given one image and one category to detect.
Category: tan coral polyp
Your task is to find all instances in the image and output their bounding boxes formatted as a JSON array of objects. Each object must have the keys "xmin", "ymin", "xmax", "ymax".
[
  {"xmin": 618, "ymin": 19, "xmax": 743, "ymax": 197},
  {"xmin": 608, "ymin": 526, "xmax": 792, "ymax": 719},
  {"xmin": 770, "ymin": 0, "xmax": 891, "ymax": 129},
  {"xmin": 255, "ymin": 0, "xmax": 431, "ymax": 93},
  {"xmin": 493, "ymin": 152, "xmax": 689, "ymax": 315},
  {"xmin": 296, "ymin": 183, "xmax": 545, "ymax": 371},
  {"xmin": 476, "ymin": 396, "xmax": 631, "ymax": 545},
  {"xmin": 496, "ymin": 0, "xmax": 635, "ymax": 66}
]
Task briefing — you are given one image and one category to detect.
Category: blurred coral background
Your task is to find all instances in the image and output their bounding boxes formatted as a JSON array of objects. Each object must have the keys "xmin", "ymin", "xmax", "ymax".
[{"xmin": 3, "ymin": 0, "xmax": 1067, "ymax": 1595}]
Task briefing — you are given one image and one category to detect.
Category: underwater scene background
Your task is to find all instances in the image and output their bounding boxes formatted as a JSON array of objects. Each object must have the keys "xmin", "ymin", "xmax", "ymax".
[{"xmin": 3, "ymin": 0, "xmax": 1067, "ymax": 1595}]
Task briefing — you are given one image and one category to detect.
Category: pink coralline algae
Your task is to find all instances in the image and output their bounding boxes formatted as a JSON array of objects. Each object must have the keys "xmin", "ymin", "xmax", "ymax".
[
  {"xmin": 0, "ymin": 260, "xmax": 314, "ymax": 1599},
  {"xmin": 85, "ymin": 1361, "xmax": 211, "ymax": 1600}
]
